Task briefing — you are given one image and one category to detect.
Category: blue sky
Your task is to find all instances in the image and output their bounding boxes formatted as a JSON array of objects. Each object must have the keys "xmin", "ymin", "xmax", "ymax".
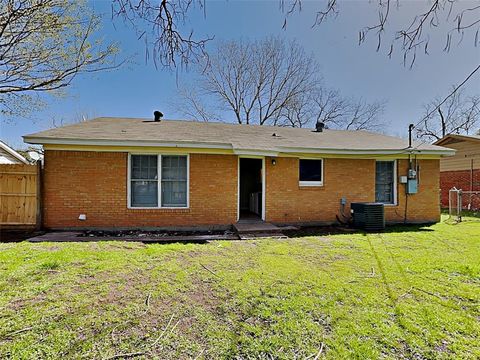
[{"xmin": 1, "ymin": 0, "xmax": 479, "ymax": 148}]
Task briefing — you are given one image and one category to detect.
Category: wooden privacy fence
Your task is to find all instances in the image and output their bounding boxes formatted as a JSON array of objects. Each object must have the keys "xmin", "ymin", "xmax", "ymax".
[{"xmin": 0, "ymin": 164, "xmax": 40, "ymax": 228}]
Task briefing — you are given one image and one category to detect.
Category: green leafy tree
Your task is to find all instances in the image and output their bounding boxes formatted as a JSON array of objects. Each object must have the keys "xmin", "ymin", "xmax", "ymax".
[{"xmin": 0, "ymin": 0, "xmax": 119, "ymax": 118}]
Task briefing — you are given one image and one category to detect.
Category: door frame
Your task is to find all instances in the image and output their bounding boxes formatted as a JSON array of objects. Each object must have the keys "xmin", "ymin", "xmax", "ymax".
[{"xmin": 237, "ymin": 156, "xmax": 266, "ymax": 221}]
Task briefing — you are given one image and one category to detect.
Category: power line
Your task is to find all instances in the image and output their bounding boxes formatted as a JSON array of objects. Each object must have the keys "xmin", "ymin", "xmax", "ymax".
[
  {"xmin": 412, "ymin": 63, "xmax": 480, "ymax": 131},
  {"xmin": 403, "ymin": 63, "xmax": 480, "ymax": 152}
]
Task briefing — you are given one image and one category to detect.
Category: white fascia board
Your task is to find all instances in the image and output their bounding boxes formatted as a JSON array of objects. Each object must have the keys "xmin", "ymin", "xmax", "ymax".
[
  {"xmin": 279, "ymin": 146, "xmax": 456, "ymax": 156},
  {"xmin": 233, "ymin": 149, "xmax": 279, "ymax": 157},
  {"xmin": 23, "ymin": 137, "xmax": 233, "ymax": 150},
  {"xmin": 403, "ymin": 148, "xmax": 456, "ymax": 156}
]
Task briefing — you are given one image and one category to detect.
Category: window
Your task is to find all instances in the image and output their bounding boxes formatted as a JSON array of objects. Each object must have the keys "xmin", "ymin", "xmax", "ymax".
[
  {"xmin": 161, "ymin": 156, "xmax": 187, "ymax": 207},
  {"xmin": 299, "ymin": 159, "xmax": 323, "ymax": 186},
  {"xmin": 129, "ymin": 154, "xmax": 188, "ymax": 208},
  {"xmin": 375, "ymin": 161, "xmax": 396, "ymax": 204},
  {"xmin": 131, "ymin": 155, "xmax": 158, "ymax": 207}
]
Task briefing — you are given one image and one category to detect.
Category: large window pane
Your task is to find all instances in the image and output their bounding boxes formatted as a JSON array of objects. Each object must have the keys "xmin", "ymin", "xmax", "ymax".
[
  {"xmin": 161, "ymin": 155, "xmax": 187, "ymax": 207},
  {"xmin": 162, "ymin": 181, "xmax": 187, "ymax": 207},
  {"xmin": 131, "ymin": 181, "xmax": 158, "ymax": 207},
  {"xmin": 131, "ymin": 155, "xmax": 158, "ymax": 207},
  {"xmin": 299, "ymin": 159, "xmax": 322, "ymax": 182},
  {"xmin": 131, "ymin": 155, "xmax": 157, "ymax": 180},
  {"xmin": 375, "ymin": 161, "xmax": 395, "ymax": 204}
]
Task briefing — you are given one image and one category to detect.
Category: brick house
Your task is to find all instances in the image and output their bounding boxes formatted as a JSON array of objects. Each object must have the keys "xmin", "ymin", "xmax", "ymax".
[
  {"xmin": 24, "ymin": 117, "xmax": 454, "ymax": 230},
  {"xmin": 434, "ymin": 134, "xmax": 480, "ymax": 210}
]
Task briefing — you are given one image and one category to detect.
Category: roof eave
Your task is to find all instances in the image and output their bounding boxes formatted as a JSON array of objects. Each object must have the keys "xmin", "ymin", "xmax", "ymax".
[
  {"xmin": 23, "ymin": 137, "xmax": 456, "ymax": 157},
  {"xmin": 434, "ymin": 134, "xmax": 480, "ymax": 146},
  {"xmin": 279, "ymin": 146, "xmax": 455, "ymax": 156}
]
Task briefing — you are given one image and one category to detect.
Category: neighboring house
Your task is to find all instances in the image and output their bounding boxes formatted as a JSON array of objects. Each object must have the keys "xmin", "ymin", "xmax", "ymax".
[
  {"xmin": 434, "ymin": 134, "xmax": 480, "ymax": 210},
  {"xmin": 23, "ymin": 117, "xmax": 454, "ymax": 230},
  {"xmin": 0, "ymin": 140, "xmax": 29, "ymax": 164}
]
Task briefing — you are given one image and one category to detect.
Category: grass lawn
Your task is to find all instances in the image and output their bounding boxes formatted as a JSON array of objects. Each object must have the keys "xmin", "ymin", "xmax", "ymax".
[{"xmin": 1, "ymin": 216, "xmax": 479, "ymax": 359}]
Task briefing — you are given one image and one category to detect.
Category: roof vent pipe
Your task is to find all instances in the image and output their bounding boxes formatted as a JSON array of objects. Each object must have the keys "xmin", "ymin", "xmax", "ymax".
[
  {"xmin": 153, "ymin": 111, "xmax": 163, "ymax": 122},
  {"xmin": 408, "ymin": 123, "xmax": 414, "ymax": 148},
  {"xmin": 315, "ymin": 120, "xmax": 325, "ymax": 132}
]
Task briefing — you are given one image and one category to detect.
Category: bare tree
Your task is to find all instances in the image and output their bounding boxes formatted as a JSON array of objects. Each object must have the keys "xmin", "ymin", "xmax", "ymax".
[
  {"xmin": 0, "ymin": 0, "xmax": 119, "ymax": 118},
  {"xmin": 311, "ymin": 88, "xmax": 349, "ymax": 127},
  {"xmin": 112, "ymin": 0, "xmax": 212, "ymax": 68},
  {"xmin": 283, "ymin": 0, "xmax": 479, "ymax": 68},
  {"xmin": 277, "ymin": 87, "xmax": 385, "ymax": 130},
  {"xmin": 282, "ymin": 0, "xmax": 480, "ymax": 112},
  {"xmin": 174, "ymin": 85, "xmax": 219, "ymax": 122},
  {"xmin": 343, "ymin": 98, "xmax": 386, "ymax": 131},
  {"xmin": 49, "ymin": 109, "xmax": 98, "ymax": 128},
  {"xmin": 117, "ymin": 1, "xmax": 479, "ymax": 73},
  {"xmin": 276, "ymin": 91, "xmax": 316, "ymax": 128},
  {"xmin": 176, "ymin": 37, "xmax": 384, "ymax": 130},
  {"xmin": 416, "ymin": 88, "xmax": 480, "ymax": 141},
  {"xmin": 184, "ymin": 37, "xmax": 319, "ymax": 126}
]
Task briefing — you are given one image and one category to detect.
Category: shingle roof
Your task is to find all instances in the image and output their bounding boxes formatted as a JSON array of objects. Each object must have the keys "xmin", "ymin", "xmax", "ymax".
[{"xmin": 24, "ymin": 117, "xmax": 453, "ymax": 155}]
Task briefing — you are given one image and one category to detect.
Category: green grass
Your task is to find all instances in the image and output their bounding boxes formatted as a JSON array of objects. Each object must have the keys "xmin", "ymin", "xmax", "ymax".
[{"xmin": 0, "ymin": 216, "xmax": 479, "ymax": 359}]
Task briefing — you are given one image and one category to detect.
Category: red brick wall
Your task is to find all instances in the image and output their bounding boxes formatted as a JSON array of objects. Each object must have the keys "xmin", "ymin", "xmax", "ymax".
[
  {"xmin": 43, "ymin": 150, "xmax": 441, "ymax": 229},
  {"xmin": 440, "ymin": 169, "xmax": 480, "ymax": 209},
  {"xmin": 43, "ymin": 151, "xmax": 238, "ymax": 229},
  {"xmin": 386, "ymin": 159, "xmax": 440, "ymax": 223},
  {"xmin": 265, "ymin": 158, "xmax": 372, "ymax": 224},
  {"xmin": 265, "ymin": 158, "xmax": 440, "ymax": 224}
]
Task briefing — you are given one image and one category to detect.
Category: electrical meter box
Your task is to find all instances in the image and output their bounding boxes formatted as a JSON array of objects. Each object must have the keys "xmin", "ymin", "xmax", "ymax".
[{"xmin": 407, "ymin": 179, "xmax": 418, "ymax": 194}]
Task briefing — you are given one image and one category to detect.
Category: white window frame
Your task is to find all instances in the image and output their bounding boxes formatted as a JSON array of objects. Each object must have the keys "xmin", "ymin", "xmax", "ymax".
[
  {"xmin": 127, "ymin": 153, "xmax": 190, "ymax": 209},
  {"xmin": 375, "ymin": 159, "xmax": 397, "ymax": 206},
  {"xmin": 299, "ymin": 158, "xmax": 324, "ymax": 187}
]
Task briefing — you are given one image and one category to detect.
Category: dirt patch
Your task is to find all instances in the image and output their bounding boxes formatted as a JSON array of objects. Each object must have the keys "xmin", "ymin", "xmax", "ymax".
[
  {"xmin": 78, "ymin": 229, "xmax": 235, "ymax": 238},
  {"xmin": 6, "ymin": 293, "xmax": 48, "ymax": 311},
  {"xmin": 283, "ymin": 226, "xmax": 358, "ymax": 238},
  {"xmin": 30, "ymin": 245, "xmax": 61, "ymax": 252},
  {"xmin": 102, "ymin": 242, "xmax": 147, "ymax": 250},
  {"xmin": 188, "ymin": 277, "xmax": 223, "ymax": 312}
]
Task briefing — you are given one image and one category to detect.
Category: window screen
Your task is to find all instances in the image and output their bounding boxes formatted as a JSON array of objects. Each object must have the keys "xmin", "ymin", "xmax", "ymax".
[
  {"xmin": 299, "ymin": 159, "xmax": 323, "ymax": 183},
  {"xmin": 161, "ymin": 156, "xmax": 187, "ymax": 207},
  {"xmin": 375, "ymin": 161, "xmax": 395, "ymax": 204},
  {"xmin": 130, "ymin": 155, "xmax": 158, "ymax": 207}
]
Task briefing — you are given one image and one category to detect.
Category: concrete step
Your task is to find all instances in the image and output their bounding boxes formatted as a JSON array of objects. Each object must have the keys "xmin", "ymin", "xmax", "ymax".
[
  {"xmin": 233, "ymin": 222, "xmax": 297, "ymax": 234},
  {"xmin": 238, "ymin": 233, "xmax": 288, "ymax": 240}
]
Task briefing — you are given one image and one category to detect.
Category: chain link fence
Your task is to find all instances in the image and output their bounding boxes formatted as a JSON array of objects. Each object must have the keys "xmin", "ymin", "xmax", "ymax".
[{"xmin": 448, "ymin": 187, "xmax": 480, "ymax": 223}]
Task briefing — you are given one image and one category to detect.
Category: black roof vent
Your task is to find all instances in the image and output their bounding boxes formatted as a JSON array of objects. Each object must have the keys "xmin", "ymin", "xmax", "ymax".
[
  {"xmin": 315, "ymin": 120, "xmax": 325, "ymax": 132},
  {"xmin": 153, "ymin": 111, "xmax": 163, "ymax": 122}
]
